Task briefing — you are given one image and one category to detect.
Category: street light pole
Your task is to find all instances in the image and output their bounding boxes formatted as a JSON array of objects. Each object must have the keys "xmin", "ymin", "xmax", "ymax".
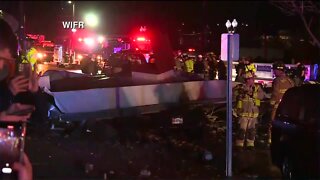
[
  {"xmin": 72, "ymin": 2, "xmax": 75, "ymax": 64},
  {"xmin": 222, "ymin": 19, "xmax": 239, "ymax": 178},
  {"xmin": 19, "ymin": 1, "xmax": 26, "ymax": 54},
  {"xmin": 224, "ymin": 19, "xmax": 233, "ymax": 177},
  {"xmin": 226, "ymin": 33, "xmax": 233, "ymax": 177},
  {"xmin": 72, "ymin": 2, "xmax": 75, "ymax": 21},
  {"xmin": 68, "ymin": 1, "xmax": 76, "ymax": 64}
]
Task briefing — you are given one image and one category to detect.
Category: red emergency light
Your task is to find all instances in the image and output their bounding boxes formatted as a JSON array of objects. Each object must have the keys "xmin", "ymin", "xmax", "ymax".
[
  {"xmin": 137, "ymin": 37, "xmax": 146, "ymax": 41},
  {"xmin": 188, "ymin": 48, "xmax": 195, "ymax": 52},
  {"xmin": 135, "ymin": 48, "xmax": 139, "ymax": 51}
]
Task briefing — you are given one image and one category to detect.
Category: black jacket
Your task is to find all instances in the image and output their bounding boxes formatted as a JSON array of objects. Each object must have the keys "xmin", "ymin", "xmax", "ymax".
[
  {"xmin": 0, "ymin": 80, "xmax": 13, "ymax": 111},
  {"xmin": 194, "ymin": 61, "xmax": 205, "ymax": 74}
]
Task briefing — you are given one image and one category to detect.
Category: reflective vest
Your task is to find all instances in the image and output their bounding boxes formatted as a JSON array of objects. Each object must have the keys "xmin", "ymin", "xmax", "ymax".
[
  {"xmin": 305, "ymin": 81, "xmax": 320, "ymax": 85},
  {"xmin": 185, "ymin": 59, "xmax": 194, "ymax": 73},
  {"xmin": 25, "ymin": 47, "xmax": 38, "ymax": 65},
  {"xmin": 245, "ymin": 63, "xmax": 256, "ymax": 73},
  {"xmin": 234, "ymin": 84, "xmax": 262, "ymax": 118}
]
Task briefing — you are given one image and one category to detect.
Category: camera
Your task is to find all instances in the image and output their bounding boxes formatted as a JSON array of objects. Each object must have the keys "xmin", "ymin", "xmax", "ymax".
[
  {"xmin": 17, "ymin": 63, "xmax": 32, "ymax": 79},
  {"xmin": 13, "ymin": 63, "xmax": 35, "ymax": 105},
  {"xmin": 0, "ymin": 122, "xmax": 26, "ymax": 178}
]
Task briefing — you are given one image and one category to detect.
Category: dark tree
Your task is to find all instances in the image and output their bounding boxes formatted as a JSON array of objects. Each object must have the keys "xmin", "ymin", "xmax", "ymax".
[{"xmin": 270, "ymin": 1, "xmax": 320, "ymax": 49}]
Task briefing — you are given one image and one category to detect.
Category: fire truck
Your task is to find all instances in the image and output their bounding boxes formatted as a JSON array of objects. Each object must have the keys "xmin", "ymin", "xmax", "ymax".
[
  {"xmin": 72, "ymin": 26, "xmax": 153, "ymax": 64},
  {"xmin": 53, "ymin": 45, "xmax": 63, "ymax": 63},
  {"xmin": 26, "ymin": 34, "xmax": 55, "ymax": 63}
]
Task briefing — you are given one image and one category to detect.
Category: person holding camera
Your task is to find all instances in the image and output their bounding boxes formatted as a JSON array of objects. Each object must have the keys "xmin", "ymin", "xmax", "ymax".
[
  {"xmin": 1, "ymin": 15, "xmax": 35, "ymax": 180},
  {"xmin": 0, "ymin": 19, "xmax": 39, "ymax": 120},
  {"xmin": 13, "ymin": 153, "xmax": 33, "ymax": 180}
]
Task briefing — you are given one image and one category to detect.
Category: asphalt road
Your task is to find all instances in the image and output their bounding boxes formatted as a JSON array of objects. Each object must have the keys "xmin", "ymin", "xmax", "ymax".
[{"xmin": 25, "ymin": 105, "xmax": 282, "ymax": 179}]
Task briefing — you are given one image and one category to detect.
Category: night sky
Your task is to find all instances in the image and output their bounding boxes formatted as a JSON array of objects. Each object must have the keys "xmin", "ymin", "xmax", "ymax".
[{"xmin": 0, "ymin": 1, "xmax": 302, "ymax": 40}]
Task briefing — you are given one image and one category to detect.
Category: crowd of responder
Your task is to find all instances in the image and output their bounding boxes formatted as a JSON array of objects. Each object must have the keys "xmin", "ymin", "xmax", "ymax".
[
  {"xmin": 174, "ymin": 53, "xmax": 294, "ymax": 149},
  {"xmin": 176, "ymin": 53, "xmax": 308, "ymax": 150},
  {"xmin": 78, "ymin": 49, "xmax": 306, "ymax": 150},
  {"xmin": 174, "ymin": 52, "xmax": 227, "ymax": 80},
  {"xmin": 235, "ymin": 56, "xmax": 307, "ymax": 86},
  {"xmin": 233, "ymin": 61, "xmax": 296, "ymax": 149}
]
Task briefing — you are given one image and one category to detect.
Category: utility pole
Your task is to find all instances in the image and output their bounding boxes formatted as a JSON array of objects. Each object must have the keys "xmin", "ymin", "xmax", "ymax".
[
  {"xmin": 19, "ymin": 1, "xmax": 26, "ymax": 55},
  {"xmin": 221, "ymin": 19, "xmax": 239, "ymax": 178}
]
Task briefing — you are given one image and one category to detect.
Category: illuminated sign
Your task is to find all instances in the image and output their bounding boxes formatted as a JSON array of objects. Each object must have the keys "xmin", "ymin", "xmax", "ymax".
[
  {"xmin": 26, "ymin": 34, "xmax": 45, "ymax": 42},
  {"xmin": 256, "ymin": 65, "xmax": 272, "ymax": 72},
  {"xmin": 114, "ymin": 47, "xmax": 122, "ymax": 53}
]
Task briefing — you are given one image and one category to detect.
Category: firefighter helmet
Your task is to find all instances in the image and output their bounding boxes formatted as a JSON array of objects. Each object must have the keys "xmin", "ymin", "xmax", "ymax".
[{"xmin": 272, "ymin": 61, "xmax": 286, "ymax": 71}]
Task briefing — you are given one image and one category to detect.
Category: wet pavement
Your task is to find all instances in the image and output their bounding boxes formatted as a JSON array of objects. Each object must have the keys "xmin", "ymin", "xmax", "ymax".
[{"xmin": 25, "ymin": 105, "xmax": 282, "ymax": 179}]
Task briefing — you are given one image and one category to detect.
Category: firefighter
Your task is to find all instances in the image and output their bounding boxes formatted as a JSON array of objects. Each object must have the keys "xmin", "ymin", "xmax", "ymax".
[
  {"xmin": 184, "ymin": 55, "xmax": 194, "ymax": 74},
  {"xmin": 194, "ymin": 54, "xmax": 205, "ymax": 79},
  {"xmin": 294, "ymin": 62, "xmax": 306, "ymax": 86},
  {"xmin": 235, "ymin": 57, "xmax": 246, "ymax": 83},
  {"xmin": 268, "ymin": 61, "xmax": 295, "ymax": 144},
  {"xmin": 24, "ymin": 47, "xmax": 38, "ymax": 70},
  {"xmin": 174, "ymin": 54, "xmax": 183, "ymax": 71},
  {"xmin": 233, "ymin": 71, "xmax": 265, "ymax": 149},
  {"xmin": 244, "ymin": 57, "xmax": 256, "ymax": 75}
]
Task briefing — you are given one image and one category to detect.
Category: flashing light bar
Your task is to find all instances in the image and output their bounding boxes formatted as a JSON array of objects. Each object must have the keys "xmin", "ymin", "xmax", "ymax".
[
  {"xmin": 77, "ymin": 54, "xmax": 83, "ymax": 60},
  {"xmin": 98, "ymin": 36, "xmax": 105, "ymax": 43},
  {"xmin": 84, "ymin": 38, "xmax": 95, "ymax": 47},
  {"xmin": 188, "ymin": 48, "xmax": 195, "ymax": 52},
  {"xmin": 37, "ymin": 53, "xmax": 44, "ymax": 59},
  {"xmin": 137, "ymin": 37, "xmax": 146, "ymax": 41}
]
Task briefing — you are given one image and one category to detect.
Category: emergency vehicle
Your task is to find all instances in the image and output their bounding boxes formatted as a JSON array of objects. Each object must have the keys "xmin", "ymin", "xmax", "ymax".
[
  {"xmin": 127, "ymin": 26, "xmax": 153, "ymax": 62},
  {"xmin": 34, "ymin": 41, "xmax": 55, "ymax": 63},
  {"xmin": 53, "ymin": 45, "xmax": 63, "ymax": 63},
  {"xmin": 26, "ymin": 34, "xmax": 55, "ymax": 63}
]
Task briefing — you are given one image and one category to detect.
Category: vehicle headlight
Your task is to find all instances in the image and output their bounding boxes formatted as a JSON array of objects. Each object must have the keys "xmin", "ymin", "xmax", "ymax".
[{"xmin": 37, "ymin": 53, "xmax": 43, "ymax": 59}]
